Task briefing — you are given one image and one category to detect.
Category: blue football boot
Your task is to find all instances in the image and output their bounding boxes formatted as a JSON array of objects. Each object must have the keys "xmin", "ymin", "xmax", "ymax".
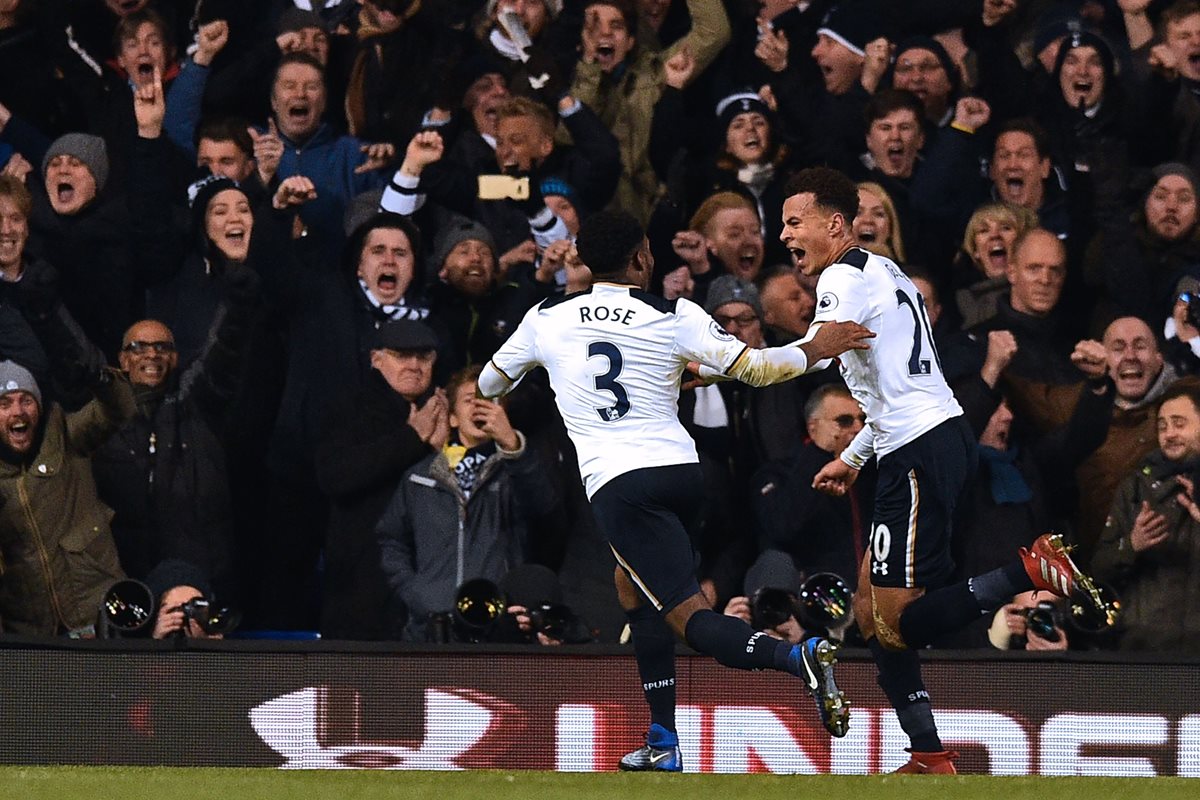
[{"xmin": 618, "ymin": 723, "xmax": 682, "ymax": 772}]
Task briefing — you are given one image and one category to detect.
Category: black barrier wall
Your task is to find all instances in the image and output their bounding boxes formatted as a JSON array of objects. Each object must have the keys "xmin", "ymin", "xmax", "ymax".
[{"xmin": 0, "ymin": 643, "xmax": 1197, "ymax": 775}]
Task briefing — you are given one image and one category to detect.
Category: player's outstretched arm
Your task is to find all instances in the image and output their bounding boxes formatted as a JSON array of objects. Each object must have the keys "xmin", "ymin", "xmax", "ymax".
[
  {"xmin": 478, "ymin": 361, "xmax": 517, "ymax": 399},
  {"xmin": 725, "ymin": 320, "xmax": 874, "ymax": 387}
]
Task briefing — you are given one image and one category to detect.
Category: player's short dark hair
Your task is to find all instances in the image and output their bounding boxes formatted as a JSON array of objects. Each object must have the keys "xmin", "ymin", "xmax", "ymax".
[
  {"xmin": 195, "ymin": 116, "xmax": 254, "ymax": 155},
  {"xmin": 785, "ymin": 167, "xmax": 859, "ymax": 224},
  {"xmin": 995, "ymin": 117, "xmax": 1050, "ymax": 160},
  {"xmin": 864, "ymin": 88, "xmax": 924, "ymax": 126},
  {"xmin": 575, "ymin": 210, "xmax": 644, "ymax": 278}
]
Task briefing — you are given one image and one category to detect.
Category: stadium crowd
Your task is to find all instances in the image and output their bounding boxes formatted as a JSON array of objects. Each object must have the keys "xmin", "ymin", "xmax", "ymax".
[{"xmin": 1, "ymin": 0, "xmax": 1200, "ymax": 655}]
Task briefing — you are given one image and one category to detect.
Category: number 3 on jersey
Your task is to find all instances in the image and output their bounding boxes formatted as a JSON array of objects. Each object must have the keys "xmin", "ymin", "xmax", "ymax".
[{"xmin": 588, "ymin": 341, "xmax": 630, "ymax": 421}]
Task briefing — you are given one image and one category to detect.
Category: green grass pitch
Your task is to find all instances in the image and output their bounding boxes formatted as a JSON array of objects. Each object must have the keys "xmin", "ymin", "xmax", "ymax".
[{"xmin": 0, "ymin": 767, "xmax": 1195, "ymax": 800}]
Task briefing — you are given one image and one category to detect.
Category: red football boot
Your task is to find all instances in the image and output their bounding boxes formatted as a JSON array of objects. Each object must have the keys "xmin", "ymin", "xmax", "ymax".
[
  {"xmin": 894, "ymin": 749, "xmax": 959, "ymax": 774},
  {"xmin": 1020, "ymin": 533, "xmax": 1118, "ymax": 628}
]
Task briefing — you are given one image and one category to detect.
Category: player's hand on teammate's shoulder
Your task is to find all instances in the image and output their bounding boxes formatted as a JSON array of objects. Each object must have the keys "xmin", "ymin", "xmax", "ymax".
[{"xmin": 805, "ymin": 320, "xmax": 875, "ymax": 361}]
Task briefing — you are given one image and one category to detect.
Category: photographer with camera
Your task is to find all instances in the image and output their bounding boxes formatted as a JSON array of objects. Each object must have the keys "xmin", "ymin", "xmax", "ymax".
[
  {"xmin": 722, "ymin": 550, "xmax": 851, "ymax": 645},
  {"xmin": 146, "ymin": 558, "xmax": 235, "ymax": 640},
  {"xmin": 987, "ymin": 590, "xmax": 1069, "ymax": 651}
]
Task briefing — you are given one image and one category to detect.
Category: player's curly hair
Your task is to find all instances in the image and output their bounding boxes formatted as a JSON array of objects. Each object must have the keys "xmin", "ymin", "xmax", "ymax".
[
  {"xmin": 785, "ymin": 167, "xmax": 859, "ymax": 224},
  {"xmin": 575, "ymin": 210, "xmax": 644, "ymax": 279}
]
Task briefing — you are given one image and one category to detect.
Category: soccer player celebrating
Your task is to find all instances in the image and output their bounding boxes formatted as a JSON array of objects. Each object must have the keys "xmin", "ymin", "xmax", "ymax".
[
  {"xmin": 479, "ymin": 210, "xmax": 874, "ymax": 771},
  {"xmin": 783, "ymin": 166, "xmax": 1116, "ymax": 774}
]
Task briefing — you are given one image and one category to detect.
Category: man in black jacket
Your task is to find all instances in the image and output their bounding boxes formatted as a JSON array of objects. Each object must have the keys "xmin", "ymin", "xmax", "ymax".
[
  {"xmin": 315, "ymin": 319, "xmax": 450, "ymax": 640},
  {"xmin": 93, "ymin": 270, "xmax": 260, "ymax": 609}
]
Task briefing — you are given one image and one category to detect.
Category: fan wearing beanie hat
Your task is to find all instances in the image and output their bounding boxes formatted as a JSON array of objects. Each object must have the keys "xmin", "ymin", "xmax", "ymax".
[
  {"xmin": 705, "ymin": 275, "xmax": 765, "ymax": 347},
  {"xmin": 186, "ymin": 174, "xmax": 253, "ymax": 265},
  {"xmin": 42, "ymin": 133, "xmax": 109, "ymax": 216},
  {"xmin": 812, "ymin": 1, "xmax": 887, "ymax": 96},
  {"xmin": 0, "ymin": 353, "xmax": 129, "ymax": 636},
  {"xmin": 0, "ymin": 360, "xmax": 41, "ymax": 457},
  {"xmin": 888, "ymin": 37, "xmax": 960, "ymax": 125},
  {"xmin": 433, "ymin": 217, "xmax": 498, "ymax": 299},
  {"xmin": 1053, "ymin": 29, "xmax": 1116, "ymax": 115}
]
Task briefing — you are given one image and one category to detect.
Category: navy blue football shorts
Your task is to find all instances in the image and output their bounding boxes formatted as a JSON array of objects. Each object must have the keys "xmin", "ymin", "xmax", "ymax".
[
  {"xmin": 868, "ymin": 416, "xmax": 976, "ymax": 590},
  {"xmin": 589, "ymin": 463, "xmax": 704, "ymax": 613}
]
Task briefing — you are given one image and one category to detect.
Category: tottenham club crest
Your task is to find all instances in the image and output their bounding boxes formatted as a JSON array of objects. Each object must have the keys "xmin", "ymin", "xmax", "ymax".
[
  {"xmin": 709, "ymin": 320, "xmax": 735, "ymax": 341},
  {"xmin": 817, "ymin": 292, "xmax": 839, "ymax": 313}
]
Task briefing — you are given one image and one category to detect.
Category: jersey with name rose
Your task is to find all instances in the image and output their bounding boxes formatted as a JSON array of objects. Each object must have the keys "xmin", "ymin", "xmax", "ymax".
[
  {"xmin": 812, "ymin": 247, "xmax": 962, "ymax": 464},
  {"xmin": 484, "ymin": 283, "xmax": 750, "ymax": 498}
]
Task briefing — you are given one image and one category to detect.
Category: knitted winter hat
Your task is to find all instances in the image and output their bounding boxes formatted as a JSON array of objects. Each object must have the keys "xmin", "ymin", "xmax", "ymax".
[
  {"xmin": 704, "ymin": 275, "xmax": 764, "ymax": 320},
  {"xmin": 816, "ymin": 1, "xmax": 886, "ymax": 58},
  {"xmin": 891, "ymin": 36, "xmax": 961, "ymax": 94},
  {"xmin": 0, "ymin": 360, "xmax": 40, "ymax": 408},
  {"xmin": 1052, "ymin": 28, "xmax": 1116, "ymax": 82},
  {"xmin": 715, "ymin": 91, "xmax": 773, "ymax": 134},
  {"xmin": 41, "ymin": 133, "xmax": 109, "ymax": 194},
  {"xmin": 432, "ymin": 217, "xmax": 497, "ymax": 269}
]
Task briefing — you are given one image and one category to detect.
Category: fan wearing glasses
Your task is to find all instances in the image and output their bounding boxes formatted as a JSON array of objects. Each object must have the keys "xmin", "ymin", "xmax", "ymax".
[
  {"xmin": 751, "ymin": 382, "xmax": 871, "ymax": 600},
  {"xmin": 93, "ymin": 296, "xmax": 259, "ymax": 614}
]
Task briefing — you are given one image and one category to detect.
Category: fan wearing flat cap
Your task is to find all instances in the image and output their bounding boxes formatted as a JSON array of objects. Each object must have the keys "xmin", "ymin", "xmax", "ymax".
[{"xmin": 314, "ymin": 317, "xmax": 455, "ymax": 640}]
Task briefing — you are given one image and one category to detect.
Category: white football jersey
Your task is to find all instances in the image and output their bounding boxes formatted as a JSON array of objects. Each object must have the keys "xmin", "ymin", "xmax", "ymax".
[
  {"xmin": 484, "ymin": 282, "xmax": 750, "ymax": 498},
  {"xmin": 812, "ymin": 247, "xmax": 962, "ymax": 462}
]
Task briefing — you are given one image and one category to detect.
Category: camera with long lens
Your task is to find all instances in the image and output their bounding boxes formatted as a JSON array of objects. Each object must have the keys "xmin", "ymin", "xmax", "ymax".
[
  {"xmin": 449, "ymin": 578, "xmax": 508, "ymax": 643},
  {"xmin": 1025, "ymin": 600, "xmax": 1062, "ymax": 643},
  {"xmin": 97, "ymin": 579, "xmax": 155, "ymax": 638},
  {"xmin": 177, "ymin": 596, "xmax": 240, "ymax": 637},
  {"xmin": 798, "ymin": 572, "xmax": 852, "ymax": 633}
]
